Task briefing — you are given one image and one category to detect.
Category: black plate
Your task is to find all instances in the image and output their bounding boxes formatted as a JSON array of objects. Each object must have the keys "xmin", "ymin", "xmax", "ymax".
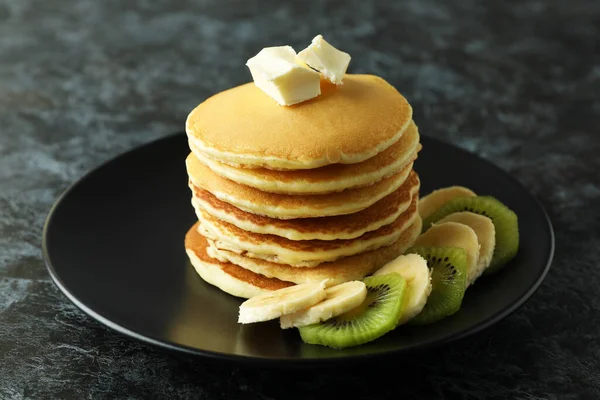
[{"xmin": 42, "ymin": 133, "xmax": 554, "ymax": 366}]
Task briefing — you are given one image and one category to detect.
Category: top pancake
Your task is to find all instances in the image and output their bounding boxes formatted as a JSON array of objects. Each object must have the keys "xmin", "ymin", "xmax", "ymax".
[
  {"xmin": 189, "ymin": 120, "xmax": 421, "ymax": 195},
  {"xmin": 186, "ymin": 74, "xmax": 413, "ymax": 170}
]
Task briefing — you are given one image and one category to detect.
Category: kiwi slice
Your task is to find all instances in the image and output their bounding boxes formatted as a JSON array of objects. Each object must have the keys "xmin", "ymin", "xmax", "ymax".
[
  {"xmin": 298, "ymin": 274, "xmax": 406, "ymax": 349},
  {"xmin": 422, "ymin": 196, "xmax": 519, "ymax": 273},
  {"xmin": 405, "ymin": 246, "xmax": 467, "ymax": 325}
]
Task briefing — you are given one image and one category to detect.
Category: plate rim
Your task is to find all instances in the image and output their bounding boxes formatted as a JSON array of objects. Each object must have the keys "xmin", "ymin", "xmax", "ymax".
[{"xmin": 41, "ymin": 131, "xmax": 555, "ymax": 366}]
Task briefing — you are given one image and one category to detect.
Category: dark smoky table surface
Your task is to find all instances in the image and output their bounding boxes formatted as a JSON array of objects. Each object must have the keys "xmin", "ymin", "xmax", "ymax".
[{"xmin": 0, "ymin": 0, "xmax": 598, "ymax": 399}]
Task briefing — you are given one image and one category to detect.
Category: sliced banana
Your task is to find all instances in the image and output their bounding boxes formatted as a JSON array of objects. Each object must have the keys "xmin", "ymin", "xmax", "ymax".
[
  {"xmin": 238, "ymin": 280, "xmax": 328, "ymax": 324},
  {"xmin": 418, "ymin": 186, "xmax": 476, "ymax": 220},
  {"xmin": 279, "ymin": 281, "xmax": 367, "ymax": 329},
  {"xmin": 436, "ymin": 212, "xmax": 496, "ymax": 281},
  {"xmin": 374, "ymin": 253, "xmax": 432, "ymax": 325},
  {"xmin": 415, "ymin": 221, "xmax": 481, "ymax": 287}
]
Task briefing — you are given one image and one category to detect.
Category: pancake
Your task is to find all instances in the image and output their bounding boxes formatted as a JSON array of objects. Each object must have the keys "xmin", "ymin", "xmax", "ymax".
[
  {"xmin": 190, "ymin": 171, "xmax": 420, "ymax": 241},
  {"xmin": 189, "ymin": 121, "xmax": 421, "ymax": 195},
  {"xmin": 206, "ymin": 216, "xmax": 423, "ymax": 286},
  {"xmin": 186, "ymin": 153, "xmax": 414, "ymax": 219},
  {"xmin": 196, "ymin": 195, "xmax": 419, "ymax": 267},
  {"xmin": 186, "ymin": 74, "xmax": 413, "ymax": 170},
  {"xmin": 185, "ymin": 222, "xmax": 294, "ymax": 299}
]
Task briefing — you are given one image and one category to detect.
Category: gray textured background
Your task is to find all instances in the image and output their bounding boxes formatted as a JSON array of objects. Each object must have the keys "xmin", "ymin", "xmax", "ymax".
[{"xmin": 1, "ymin": 0, "xmax": 599, "ymax": 398}]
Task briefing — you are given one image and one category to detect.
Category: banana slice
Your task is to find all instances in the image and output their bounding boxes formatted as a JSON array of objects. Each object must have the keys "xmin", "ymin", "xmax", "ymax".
[
  {"xmin": 436, "ymin": 212, "xmax": 496, "ymax": 280},
  {"xmin": 238, "ymin": 280, "xmax": 328, "ymax": 324},
  {"xmin": 279, "ymin": 281, "xmax": 367, "ymax": 329},
  {"xmin": 418, "ymin": 186, "xmax": 476, "ymax": 220},
  {"xmin": 373, "ymin": 253, "xmax": 432, "ymax": 325}
]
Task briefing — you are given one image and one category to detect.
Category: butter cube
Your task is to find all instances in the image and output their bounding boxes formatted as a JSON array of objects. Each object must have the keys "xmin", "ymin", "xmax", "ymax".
[
  {"xmin": 297, "ymin": 35, "xmax": 351, "ymax": 85},
  {"xmin": 246, "ymin": 46, "xmax": 321, "ymax": 106}
]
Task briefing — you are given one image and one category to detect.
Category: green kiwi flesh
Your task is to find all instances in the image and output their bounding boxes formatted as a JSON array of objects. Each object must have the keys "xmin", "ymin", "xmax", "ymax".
[
  {"xmin": 422, "ymin": 196, "xmax": 519, "ymax": 274},
  {"xmin": 298, "ymin": 274, "xmax": 407, "ymax": 349},
  {"xmin": 405, "ymin": 246, "xmax": 467, "ymax": 325}
]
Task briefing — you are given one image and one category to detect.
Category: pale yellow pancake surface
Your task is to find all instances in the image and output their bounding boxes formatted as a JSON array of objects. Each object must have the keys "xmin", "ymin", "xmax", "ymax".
[
  {"xmin": 189, "ymin": 121, "xmax": 420, "ymax": 195},
  {"xmin": 186, "ymin": 153, "xmax": 414, "ymax": 219},
  {"xmin": 190, "ymin": 171, "xmax": 420, "ymax": 240},
  {"xmin": 186, "ymin": 74, "xmax": 413, "ymax": 170}
]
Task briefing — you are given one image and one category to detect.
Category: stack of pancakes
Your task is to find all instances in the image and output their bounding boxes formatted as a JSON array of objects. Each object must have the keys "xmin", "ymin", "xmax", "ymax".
[{"xmin": 184, "ymin": 74, "xmax": 423, "ymax": 299}]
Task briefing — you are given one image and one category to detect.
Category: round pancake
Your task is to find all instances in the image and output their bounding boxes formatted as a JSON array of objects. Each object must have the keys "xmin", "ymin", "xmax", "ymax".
[
  {"xmin": 185, "ymin": 222, "xmax": 294, "ymax": 299},
  {"xmin": 190, "ymin": 171, "xmax": 420, "ymax": 241},
  {"xmin": 189, "ymin": 121, "xmax": 421, "ymax": 195},
  {"xmin": 206, "ymin": 216, "xmax": 422, "ymax": 286},
  {"xmin": 186, "ymin": 74, "xmax": 413, "ymax": 170},
  {"xmin": 186, "ymin": 153, "xmax": 414, "ymax": 219},
  {"xmin": 196, "ymin": 195, "xmax": 419, "ymax": 267}
]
